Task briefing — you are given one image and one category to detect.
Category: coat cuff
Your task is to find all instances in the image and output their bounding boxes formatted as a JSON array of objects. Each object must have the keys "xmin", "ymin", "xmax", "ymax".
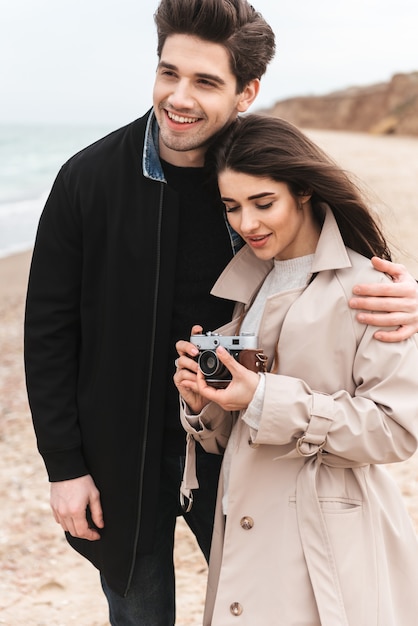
[
  {"xmin": 179, "ymin": 397, "xmax": 232, "ymax": 454},
  {"xmin": 41, "ymin": 447, "xmax": 89, "ymax": 482}
]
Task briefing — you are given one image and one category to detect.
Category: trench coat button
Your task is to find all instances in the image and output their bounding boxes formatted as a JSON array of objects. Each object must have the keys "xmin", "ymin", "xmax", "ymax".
[
  {"xmin": 230, "ymin": 602, "xmax": 243, "ymax": 616},
  {"xmin": 240, "ymin": 516, "xmax": 254, "ymax": 530}
]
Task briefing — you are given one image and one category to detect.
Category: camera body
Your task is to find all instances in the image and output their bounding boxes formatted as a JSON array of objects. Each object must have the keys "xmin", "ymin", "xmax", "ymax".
[{"xmin": 190, "ymin": 332, "xmax": 265, "ymax": 388}]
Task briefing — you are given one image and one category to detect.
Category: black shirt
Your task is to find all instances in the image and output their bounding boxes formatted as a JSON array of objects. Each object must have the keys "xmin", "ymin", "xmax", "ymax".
[{"xmin": 161, "ymin": 160, "xmax": 235, "ymax": 453}]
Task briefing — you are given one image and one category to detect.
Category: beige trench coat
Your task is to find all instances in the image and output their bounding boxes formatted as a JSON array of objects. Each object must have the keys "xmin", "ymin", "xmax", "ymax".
[{"xmin": 180, "ymin": 207, "xmax": 418, "ymax": 626}]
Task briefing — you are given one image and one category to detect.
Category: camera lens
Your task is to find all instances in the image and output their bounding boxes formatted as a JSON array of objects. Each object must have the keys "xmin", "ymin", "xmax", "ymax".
[{"xmin": 198, "ymin": 350, "xmax": 228, "ymax": 378}]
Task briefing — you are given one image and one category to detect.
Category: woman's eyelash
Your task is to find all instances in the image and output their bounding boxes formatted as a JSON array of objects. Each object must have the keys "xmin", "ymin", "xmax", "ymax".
[{"xmin": 224, "ymin": 201, "xmax": 274, "ymax": 213}]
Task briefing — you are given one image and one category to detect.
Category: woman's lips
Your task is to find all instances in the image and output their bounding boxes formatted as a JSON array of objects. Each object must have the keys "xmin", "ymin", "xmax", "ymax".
[{"xmin": 246, "ymin": 234, "xmax": 271, "ymax": 249}]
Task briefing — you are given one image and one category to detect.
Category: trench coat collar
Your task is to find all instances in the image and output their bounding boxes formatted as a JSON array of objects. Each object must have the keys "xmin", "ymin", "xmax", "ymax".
[{"xmin": 211, "ymin": 204, "xmax": 352, "ymax": 304}]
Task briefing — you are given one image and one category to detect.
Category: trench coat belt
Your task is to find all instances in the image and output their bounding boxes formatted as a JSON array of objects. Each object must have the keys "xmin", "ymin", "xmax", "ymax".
[
  {"xmin": 180, "ymin": 433, "xmax": 199, "ymax": 510},
  {"xmin": 296, "ymin": 452, "xmax": 367, "ymax": 626}
]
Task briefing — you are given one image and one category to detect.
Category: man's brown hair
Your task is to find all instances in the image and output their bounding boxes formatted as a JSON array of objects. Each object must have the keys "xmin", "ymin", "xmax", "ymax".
[{"xmin": 154, "ymin": 0, "xmax": 276, "ymax": 92}]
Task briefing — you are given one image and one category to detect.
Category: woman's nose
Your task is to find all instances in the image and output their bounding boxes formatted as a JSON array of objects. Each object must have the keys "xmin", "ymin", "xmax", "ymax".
[{"xmin": 240, "ymin": 210, "xmax": 259, "ymax": 234}]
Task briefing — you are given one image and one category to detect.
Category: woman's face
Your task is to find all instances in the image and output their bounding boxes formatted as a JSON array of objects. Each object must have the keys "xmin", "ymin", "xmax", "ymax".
[{"xmin": 218, "ymin": 170, "xmax": 320, "ymax": 261}]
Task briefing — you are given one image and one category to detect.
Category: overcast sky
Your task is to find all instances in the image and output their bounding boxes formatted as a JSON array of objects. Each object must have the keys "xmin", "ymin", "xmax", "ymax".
[{"xmin": 1, "ymin": 0, "xmax": 416, "ymax": 125}]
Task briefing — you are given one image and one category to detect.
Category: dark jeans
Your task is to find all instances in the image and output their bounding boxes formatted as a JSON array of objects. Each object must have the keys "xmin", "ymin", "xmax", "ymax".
[{"xmin": 101, "ymin": 451, "xmax": 222, "ymax": 625}]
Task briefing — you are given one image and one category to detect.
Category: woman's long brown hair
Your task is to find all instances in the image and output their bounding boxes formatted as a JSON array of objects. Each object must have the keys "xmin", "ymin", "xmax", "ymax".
[{"xmin": 210, "ymin": 114, "xmax": 391, "ymax": 260}]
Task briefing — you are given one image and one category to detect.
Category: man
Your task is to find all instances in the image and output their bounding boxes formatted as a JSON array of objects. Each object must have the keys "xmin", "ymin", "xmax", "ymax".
[{"xmin": 24, "ymin": 0, "xmax": 418, "ymax": 624}]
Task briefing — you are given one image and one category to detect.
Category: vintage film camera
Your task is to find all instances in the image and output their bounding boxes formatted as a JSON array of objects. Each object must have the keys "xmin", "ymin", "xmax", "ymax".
[{"xmin": 190, "ymin": 332, "xmax": 267, "ymax": 389}]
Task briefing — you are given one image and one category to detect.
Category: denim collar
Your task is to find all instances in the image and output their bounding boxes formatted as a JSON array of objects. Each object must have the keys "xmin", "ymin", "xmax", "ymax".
[
  {"xmin": 142, "ymin": 110, "xmax": 243, "ymax": 254},
  {"xmin": 143, "ymin": 111, "xmax": 166, "ymax": 183}
]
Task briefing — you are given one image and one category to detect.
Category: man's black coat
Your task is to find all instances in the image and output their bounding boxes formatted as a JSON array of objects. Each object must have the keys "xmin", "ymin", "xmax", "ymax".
[{"xmin": 24, "ymin": 111, "xmax": 183, "ymax": 595}]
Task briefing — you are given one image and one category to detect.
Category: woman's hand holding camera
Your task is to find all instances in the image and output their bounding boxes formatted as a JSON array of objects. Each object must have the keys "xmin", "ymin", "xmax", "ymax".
[
  {"xmin": 195, "ymin": 345, "xmax": 260, "ymax": 412},
  {"xmin": 174, "ymin": 325, "xmax": 260, "ymax": 414},
  {"xmin": 174, "ymin": 325, "xmax": 210, "ymax": 414}
]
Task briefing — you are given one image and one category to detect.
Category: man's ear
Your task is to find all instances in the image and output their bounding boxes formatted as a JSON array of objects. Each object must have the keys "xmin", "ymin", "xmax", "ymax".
[{"xmin": 237, "ymin": 79, "xmax": 260, "ymax": 113}]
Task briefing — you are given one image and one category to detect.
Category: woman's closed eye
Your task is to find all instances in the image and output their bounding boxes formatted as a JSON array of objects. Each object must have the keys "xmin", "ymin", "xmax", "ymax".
[
  {"xmin": 224, "ymin": 201, "xmax": 273, "ymax": 213},
  {"xmin": 224, "ymin": 204, "xmax": 240, "ymax": 213},
  {"xmin": 256, "ymin": 201, "xmax": 273, "ymax": 210}
]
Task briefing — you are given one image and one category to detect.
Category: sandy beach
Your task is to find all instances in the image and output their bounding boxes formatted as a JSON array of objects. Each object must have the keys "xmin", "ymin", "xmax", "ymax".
[{"xmin": 0, "ymin": 129, "xmax": 418, "ymax": 626}]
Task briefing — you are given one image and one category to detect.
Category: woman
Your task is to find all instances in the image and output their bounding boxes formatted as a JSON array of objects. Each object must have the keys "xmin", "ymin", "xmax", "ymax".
[{"xmin": 174, "ymin": 115, "xmax": 418, "ymax": 625}]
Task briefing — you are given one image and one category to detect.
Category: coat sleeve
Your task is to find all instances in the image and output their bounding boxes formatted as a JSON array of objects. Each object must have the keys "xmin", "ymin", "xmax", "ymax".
[
  {"xmin": 179, "ymin": 398, "xmax": 234, "ymax": 455},
  {"xmin": 253, "ymin": 328, "xmax": 418, "ymax": 465},
  {"xmin": 24, "ymin": 166, "xmax": 87, "ymax": 482}
]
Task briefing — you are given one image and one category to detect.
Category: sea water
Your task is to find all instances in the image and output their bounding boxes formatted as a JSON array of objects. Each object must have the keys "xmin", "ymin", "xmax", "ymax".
[{"xmin": 0, "ymin": 123, "xmax": 115, "ymax": 258}]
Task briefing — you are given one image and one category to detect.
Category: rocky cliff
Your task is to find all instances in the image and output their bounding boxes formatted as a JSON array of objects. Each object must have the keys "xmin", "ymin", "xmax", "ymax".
[{"xmin": 261, "ymin": 72, "xmax": 418, "ymax": 136}]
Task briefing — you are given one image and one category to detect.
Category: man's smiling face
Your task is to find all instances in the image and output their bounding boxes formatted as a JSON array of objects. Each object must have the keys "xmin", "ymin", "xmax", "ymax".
[{"xmin": 153, "ymin": 34, "xmax": 257, "ymax": 167}]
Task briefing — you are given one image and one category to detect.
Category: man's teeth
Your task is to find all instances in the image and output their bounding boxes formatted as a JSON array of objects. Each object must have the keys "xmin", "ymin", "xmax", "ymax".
[{"xmin": 168, "ymin": 111, "xmax": 198, "ymax": 124}]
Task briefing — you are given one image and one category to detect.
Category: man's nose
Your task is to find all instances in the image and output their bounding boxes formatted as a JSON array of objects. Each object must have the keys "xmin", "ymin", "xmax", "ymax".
[{"xmin": 167, "ymin": 80, "xmax": 194, "ymax": 109}]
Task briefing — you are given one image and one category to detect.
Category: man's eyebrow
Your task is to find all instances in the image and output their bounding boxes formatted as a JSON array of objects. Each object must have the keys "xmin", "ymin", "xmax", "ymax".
[{"xmin": 158, "ymin": 61, "xmax": 226, "ymax": 86}]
